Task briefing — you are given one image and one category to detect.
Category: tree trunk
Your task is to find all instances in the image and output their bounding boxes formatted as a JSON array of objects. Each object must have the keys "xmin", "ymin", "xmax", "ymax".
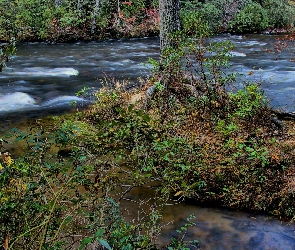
[
  {"xmin": 55, "ymin": 0, "xmax": 62, "ymax": 6},
  {"xmin": 77, "ymin": 0, "xmax": 82, "ymax": 10},
  {"xmin": 91, "ymin": 0, "xmax": 101, "ymax": 34},
  {"xmin": 144, "ymin": 0, "xmax": 181, "ymax": 98},
  {"xmin": 159, "ymin": 0, "xmax": 180, "ymax": 52}
]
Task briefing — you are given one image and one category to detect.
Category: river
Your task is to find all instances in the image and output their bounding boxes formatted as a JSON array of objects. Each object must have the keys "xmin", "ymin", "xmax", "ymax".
[
  {"xmin": 2, "ymin": 34, "xmax": 295, "ymax": 117},
  {"xmin": 1, "ymin": 34, "xmax": 295, "ymax": 249}
]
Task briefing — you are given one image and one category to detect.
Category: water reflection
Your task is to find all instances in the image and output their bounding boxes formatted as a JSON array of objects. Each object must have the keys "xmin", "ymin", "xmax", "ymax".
[
  {"xmin": 120, "ymin": 186, "xmax": 295, "ymax": 249},
  {"xmin": 160, "ymin": 203, "xmax": 295, "ymax": 249}
]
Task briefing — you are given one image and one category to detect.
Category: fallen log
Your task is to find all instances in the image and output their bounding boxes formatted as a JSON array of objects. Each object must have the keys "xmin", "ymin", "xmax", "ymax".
[{"xmin": 272, "ymin": 111, "xmax": 295, "ymax": 120}]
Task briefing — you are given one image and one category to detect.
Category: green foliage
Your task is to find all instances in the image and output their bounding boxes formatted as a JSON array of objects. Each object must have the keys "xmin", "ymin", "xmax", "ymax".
[
  {"xmin": 167, "ymin": 214, "xmax": 199, "ymax": 250},
  {"xmin": 229, "ymin": 2, "xmax": 269, "ymax": 33},
  {"xmin": 228, "ymin": 84, "xmax": 268, "ymax": 119},
  {"xmin": 181, "ymin": 0, "xmax": 295, "ymax": 34},
  {"xmin": 261, "ymin": 0, "xmax": 295, "ymax": 28},
  {"xmin": 233, "ymin": 141, "xmax": 270, "ymax": 168},
  {"xmin": 153, "ymin": 21, "xmax": 236, "ymax": 116},
  {"xmin": 216, "ymin": 84, "xmax": 269, "ymax": 136},
  {"xmin": 0, "ymin": 0, "xmax": 160, "ymax": 41},
  {"xmin": 1, "ymin": 0, "xmax": 294, "ymax": 41},
  {"xmin": 199, "ymin": 3, "xmax": 223, "ymax": 33},
  {"xmin": 180, "ymin": 11, "xmax": 212, "ymax": 37},
  {"xmin": 120, "ymin": 0, "xmax": 145, "ymax": 19},
  {"xmin": 0, "ymin": 121, "xmax": 165, "ymax": 249},
  {"xmin": 180, "ymin": 3, "xmax": 222, "ymax": 34}
]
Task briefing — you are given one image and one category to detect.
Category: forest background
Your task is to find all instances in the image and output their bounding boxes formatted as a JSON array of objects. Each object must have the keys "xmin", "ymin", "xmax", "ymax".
[{"xmin": 1, "ymin": 0, "xmax": 295, "ymax": 42}]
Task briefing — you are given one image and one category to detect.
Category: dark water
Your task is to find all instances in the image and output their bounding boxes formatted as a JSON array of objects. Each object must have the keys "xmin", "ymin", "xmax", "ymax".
[
  {"xmin": 218, "ymin": 34, "xmax": 295, "ymax": 111},
  {"xmin": 1, "ymin": 34, "xmax": 295, "ymax": 249}
]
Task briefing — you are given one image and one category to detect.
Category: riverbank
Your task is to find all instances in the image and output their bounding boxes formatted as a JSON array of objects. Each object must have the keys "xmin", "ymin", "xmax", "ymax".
[
  {"xmin": 1, "ymin": 76, "xmax": 295, "ymax": 248},
  {"xmin": 75, "ymin": 82, "xmax": 295, "ymax": 219}
]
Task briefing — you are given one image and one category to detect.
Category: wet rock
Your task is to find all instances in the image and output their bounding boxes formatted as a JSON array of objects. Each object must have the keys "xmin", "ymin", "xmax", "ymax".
[
  {"xmin": 247, "ymin": 231, "xmax": 264, "ymax": 250},
  {"xmin": 0, "ymin": 92, "xmax": 37, "ymax": 111},
  {"xmin": 231, "ymin": 219, "xmax": 257, "ymax": 231}
]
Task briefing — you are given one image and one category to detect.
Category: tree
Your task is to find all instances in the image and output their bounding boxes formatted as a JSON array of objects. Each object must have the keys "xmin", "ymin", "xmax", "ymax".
[
  {"xmin": 91, "ymin": 0, "xmax": 102, "ymax": 34},
  {"xmin": 145, "ymin": 0, "xmax": 181, "ymax": 96},
  {"xmin": 0, "ymin": 39, "xmax": 16, "ymax": 72},
  {"xmin": 159, "ymin": 0, "xmax": 181, "ymax": 52}
]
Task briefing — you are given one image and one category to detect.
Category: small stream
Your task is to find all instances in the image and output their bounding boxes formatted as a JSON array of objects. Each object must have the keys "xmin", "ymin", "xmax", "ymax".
[{"xmin": 1, "ymin": 34, "xmax": 295, "ymax": 249}]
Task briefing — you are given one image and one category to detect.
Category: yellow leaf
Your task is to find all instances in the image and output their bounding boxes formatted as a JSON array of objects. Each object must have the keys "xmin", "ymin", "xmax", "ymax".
[
  {"xmin": 3, "ymin": 234, "xmax": 9, "ymax": 250},
  {"xmin": 174, "ymin": 191, "xmax": 183, "ymax": 196}
]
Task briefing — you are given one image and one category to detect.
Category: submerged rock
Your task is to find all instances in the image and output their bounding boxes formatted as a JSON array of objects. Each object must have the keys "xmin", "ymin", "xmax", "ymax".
[
  {"xmin": 0, "ymin": 92, "xmax": 37, "ymax": 111},
  {"xmin": 42, "ymin": 95, "xmax": 90, "ymax": 108},
  {"xmin": 6, "ymin": 67, "xmax": 79, "ymax": 77}
]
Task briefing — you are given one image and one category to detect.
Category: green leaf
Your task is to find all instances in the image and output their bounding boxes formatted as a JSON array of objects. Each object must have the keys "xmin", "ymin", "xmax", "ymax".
[
  {"xmin": 142, "ymin": 114, "xmax": 150, "ymax": 122},
  {"xmin": 78, "ymin": 237, "xmax": 92, "ymax": 250},
  {"xmin": 94, "ymin": 229, "xmax": 105, "ymax": 238},
  {"xmin": 128, "ymin": 104, "xmax": 135, "ymax": 112},
  {"xmin": 98, "ymin": 239, "xmax": 112, "ymax": 250}
]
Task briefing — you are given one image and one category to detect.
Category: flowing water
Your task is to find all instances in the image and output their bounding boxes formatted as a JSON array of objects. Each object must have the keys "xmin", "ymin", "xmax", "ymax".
[
  {"xmin": 1, "ymin": 34, "xmax": 295, "ymax": 249},
  {"xmin": 2, "ymin": 34, "xmax": 295, "ymax": 117}
]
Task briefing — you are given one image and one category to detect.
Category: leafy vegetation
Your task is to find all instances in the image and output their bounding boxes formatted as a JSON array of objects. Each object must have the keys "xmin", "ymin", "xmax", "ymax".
[
  {"xmin": 0, "ymin": 117, "xmax": 200, "ymax": 249},
  {"xmin": 180, "ymin": 0, "xmax": 295, "ymax": 34},
  {"xmin": 2, "ymin": 15, "xmax": 295, "ymax": 249},
  {"xmin": 2, "ymin": 0, "xmax": 295, "ymax": 249},
  {"xmin": 228, "ymin": 2, "xmax": 269, "ymax": 33},
  {"xmin": 0, "ymin": 0, "xmax": 160, "ymax": 42},
  {"xmin": 261, "ymin": 0, "xmax": 295, "ymax": 28},
  {"xmin": 0, "ymin": 0, "xmax": 294, "ymax": 42}
]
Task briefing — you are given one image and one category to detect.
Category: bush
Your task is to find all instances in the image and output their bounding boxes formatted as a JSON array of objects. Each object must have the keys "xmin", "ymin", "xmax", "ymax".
[
  {"xmin": 0, "ymin": 0, "xmax": 160, "ymax": 41},
  {"xmin": 182, "ymin": 0, "xmax": 295, "ymax": 33},
  {"xmin": 199, "ymin": 3, "xmax": 223, "ymax": 33},
  {"xmin": 14, "ymin": 0, "xmax": 56, "ymax": 40},
  {"xmin": 261, "ymin": 0, "xmax": 295, "ymax": 28},
  {"xmin": 229, "ymin": 2, "xmax": 269, "ymax": 33},
  {"xmin": 181, "ymin": 1, "xmax": 222, "ymax": 34},
  {"xmin": 206, "ymin": 0, "xmax": 253, "ymax": 30},
  {"xmin": 0, "ymin": 118, "xmax": 199, "ymax": 249}
]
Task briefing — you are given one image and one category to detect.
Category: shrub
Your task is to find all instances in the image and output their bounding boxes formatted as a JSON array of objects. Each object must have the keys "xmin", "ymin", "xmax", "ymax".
[
  {"xmin": 0, "ymin": 119, "xmax": 200, "ymax": 249},
  {"xmin": 261, "ymin": 0, "xmax": 295, "ymax": 28},
  {"xmin": 181, "ymin": 1, "xmax": 222, "ymax": 34},
  {"xmin": 14, "ymin": 0, "xmax": 56, "ymax": 40},
  {"xmin": 205, "ymin": 0, "xmax": 253, "ymax": 30},
  {"xmin": 229, "ymin": 2, "xmax": 269, "ymax": 33}
]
